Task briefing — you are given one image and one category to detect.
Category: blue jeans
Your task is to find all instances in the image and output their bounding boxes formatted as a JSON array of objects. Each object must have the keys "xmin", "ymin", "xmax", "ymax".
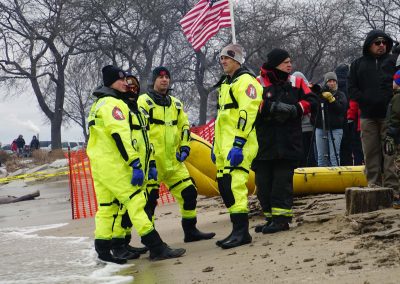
[{"xmin": 315, "ymin": 128, "xmax": 343, "ymax": 166}]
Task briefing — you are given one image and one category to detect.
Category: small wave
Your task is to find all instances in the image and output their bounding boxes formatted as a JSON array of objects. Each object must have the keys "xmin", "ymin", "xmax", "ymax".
[{"xmin": 0, "ymin": 224, "xmax": 134, "ymax": 284}]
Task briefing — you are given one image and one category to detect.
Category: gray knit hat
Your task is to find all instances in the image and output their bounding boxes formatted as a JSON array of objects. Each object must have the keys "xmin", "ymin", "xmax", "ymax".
[
  {"xmin": 220, "ymin": 43, "xmax": 245, "ymax": 64},
  {"xmin": 323, "ymin": 72, "xmax": 338, "ymax": 85}
]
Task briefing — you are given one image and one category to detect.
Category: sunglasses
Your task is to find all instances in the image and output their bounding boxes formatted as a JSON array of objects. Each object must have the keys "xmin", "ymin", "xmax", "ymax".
[{"xmin": 373, "ymin": 40, "xmax": 387, "ymax": 46}]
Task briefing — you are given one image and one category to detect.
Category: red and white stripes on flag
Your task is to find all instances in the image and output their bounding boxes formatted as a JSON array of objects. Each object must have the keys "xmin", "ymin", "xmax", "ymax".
[{"xmin": 180, "ymin": 0, "xmax": 232, "ymax": 51}]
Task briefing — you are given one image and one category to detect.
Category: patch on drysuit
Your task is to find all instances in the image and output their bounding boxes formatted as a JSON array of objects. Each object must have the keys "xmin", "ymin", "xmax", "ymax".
[
  {"xmin": 246, "ymin": 84, "xmax": 257, "ymax": 99},
  {"xmin": 112, "ymin": 106, "xmax": 125, "ymax": 120}
]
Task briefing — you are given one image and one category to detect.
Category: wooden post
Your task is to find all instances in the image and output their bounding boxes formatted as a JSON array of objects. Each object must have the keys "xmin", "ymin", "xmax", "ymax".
[{"xmin": 345, "ymin": 187, "xmax": 393, "ymax": 215}]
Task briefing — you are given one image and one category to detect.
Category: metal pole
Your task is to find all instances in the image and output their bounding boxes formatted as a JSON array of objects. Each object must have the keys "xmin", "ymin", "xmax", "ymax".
[
  {"xmin": 228, "ymin": 0, "xmax": 236, "ymax": 43},
  {"xmin": 321, "ymin": 102, "xmax": 330, "ymax": 165}
]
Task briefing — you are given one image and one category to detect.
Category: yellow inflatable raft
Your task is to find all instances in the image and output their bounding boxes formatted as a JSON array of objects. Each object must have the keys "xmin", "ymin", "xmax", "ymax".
[{"xmin": 185, "ymin": 133, "xmax": 367, "ymax": 197}]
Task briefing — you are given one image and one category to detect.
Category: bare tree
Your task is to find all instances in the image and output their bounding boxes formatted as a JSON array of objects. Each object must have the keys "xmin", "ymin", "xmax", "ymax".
[
  {"xmin": 288, "ymin": 0, "xmax": 359, "ymax": 81},
  {"xmin": 0, "ymin": 0, "xmax": 93, "ymax": 149},
  {"xmin": 357, "ymin": 0, "xmax": 400, "ymax": 40},
  {"xmin": 63, "ymin": 55, "xmax": 102, "ymax": 142}
]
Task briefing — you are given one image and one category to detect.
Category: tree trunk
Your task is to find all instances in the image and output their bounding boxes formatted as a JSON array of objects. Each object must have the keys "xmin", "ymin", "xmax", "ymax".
[
  {"xmin": 198, "ymin": 92, "xmax": 208, "ymax": 125},
  {"xmin": 51, "ymin": 113, "xmax": 63, "ymax": 150},
  {"xmin": 345, "ymin": 187, "xmax": 393, "ymax": 215},
  {"xmin": 195, "ymin": 50, "xmax": 208, "ymax": 125}
]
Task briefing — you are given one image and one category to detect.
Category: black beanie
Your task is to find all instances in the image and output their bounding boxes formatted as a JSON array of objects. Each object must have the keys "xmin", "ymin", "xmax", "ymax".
[
  {"xmin": 102, "ymin": 65, "xmax": 126, "ymax": 87},
  {"xmin": 264, "ymin": 48, "xmax": 290, "ymax": 69},
  {"xmin": 151, "ymin": 66, "xmax": 171, "ymax": 85}
]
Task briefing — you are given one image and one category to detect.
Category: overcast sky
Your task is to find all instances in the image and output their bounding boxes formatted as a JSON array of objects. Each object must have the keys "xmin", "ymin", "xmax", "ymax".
[{"xmin": 0, "ymin": 91, "xmax": 84, "ymax": 146}]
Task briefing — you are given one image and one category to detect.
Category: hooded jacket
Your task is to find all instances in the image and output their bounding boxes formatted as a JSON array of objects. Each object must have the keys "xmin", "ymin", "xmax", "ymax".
[{"xmin": 348, "ymin": 29, "xmax": 394, "ymax": 119}]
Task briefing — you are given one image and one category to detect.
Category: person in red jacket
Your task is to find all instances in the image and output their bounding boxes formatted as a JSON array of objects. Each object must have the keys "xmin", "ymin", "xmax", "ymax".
[
  {"xmin": 11, "ymin": 140, "xmax": 17, "ymax": 153},
  {"xmin": 346, "ymin": 100, "xmax": 364, "ymax": 165}
]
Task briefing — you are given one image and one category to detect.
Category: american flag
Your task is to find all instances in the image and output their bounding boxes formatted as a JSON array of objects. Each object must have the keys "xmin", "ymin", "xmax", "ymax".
[{"xmin": 180, "ymin": 0, "xmax": 232, "ymax": 51}]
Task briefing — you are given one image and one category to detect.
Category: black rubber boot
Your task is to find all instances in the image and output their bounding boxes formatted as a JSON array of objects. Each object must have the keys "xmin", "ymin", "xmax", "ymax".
[
  {"xmin": 125, "ymin": 234, "xmax": 148, "ymax": 254},
  {"xmin": 216, "ymin": 232, "xmax": 232, "ymax": 247},
  {"xmin": 182, "ymin": 218, "xmax": 216, "ymax": 242},
  {"xmin": 254, "ymin": 217, "xmax": 272, "ymax": 233},
  {"xmin": 218, "ymin": 213, "xmax": 252, "ymax": 249},
  {"xmin": 141, "ymin": 230, "xmax": 186, "ymax": 261},
  {"xmin": 111, "ymin": 238, "xmax": 140, "ymax": 260},
  {"xmin": 262, "ymin": 221, "xmax": 289, "ymax": 234},
  {"xmin": 95, "ymin": 239, "xmax": 127, "ymax": 264}
]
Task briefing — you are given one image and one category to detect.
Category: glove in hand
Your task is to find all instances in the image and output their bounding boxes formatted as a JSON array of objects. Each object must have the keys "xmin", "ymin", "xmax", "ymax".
[
  {"xmin": 384, "ymin": 136, "xmax": 396, "ymax": 156},
  {"xmin": 130, "ymin": 159, "xmax": 144, "ymax": 186},
  {"xmin": 227, "ymin": 147, "xmax": 243, "ymax": 167},
  {"xmin": 148, "ymin": 160, "xmax": 157, "ymax": 181},
  {"xmin": 271, "ymin": 102, "xmax": 298, "ymax": 123},
  {"xmin": 227, "ymin": 137, "xmax": 246, "ymax": 167},
  {"xmin": 176, "ymin": 146, "xmax": 190, "ymax": 162},
  {"xmin": 211, "ymin": 145, "xmax": 216, "ymax": 164},
  {"xmin": 322, "ymin": 92, "xmax": 336, "ymax": 103}
]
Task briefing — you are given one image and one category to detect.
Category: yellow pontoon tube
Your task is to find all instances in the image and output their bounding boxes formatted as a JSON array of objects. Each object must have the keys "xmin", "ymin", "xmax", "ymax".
[{"xmin": 186, "ymin": 133, "xmax": 367, "ymax": 197}]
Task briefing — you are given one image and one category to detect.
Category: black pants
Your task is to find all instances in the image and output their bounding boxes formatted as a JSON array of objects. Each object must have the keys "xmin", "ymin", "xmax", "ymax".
[
  {"xmin": 254, "ymin": 159, "xmax": 298, "ymax": 223},
  {"xmin": 340, "ymin": 121, "xmax": 353, "ymax": 166},
  {"xmin": 300, "ymin": 131, "xmax": 316, "ymax": 167}
]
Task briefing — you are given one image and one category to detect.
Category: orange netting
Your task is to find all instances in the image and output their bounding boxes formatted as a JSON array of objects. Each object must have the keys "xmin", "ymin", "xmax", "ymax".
[
  {"xmin": 190, "ymin": 119, "xmax": 215, "ymax": 143},
  {"xmin": 66, "ymin": 149, "xmax": 97, "ymax": 219},
  {"xmin": 67, "ymin": 120, "xmax": 215, "ymax": 219}
]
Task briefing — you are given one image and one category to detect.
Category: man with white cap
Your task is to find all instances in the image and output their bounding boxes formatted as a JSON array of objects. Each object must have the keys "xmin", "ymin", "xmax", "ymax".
[{"xmin": 212, "ymin": 43, "xmax": 263, "ymax": 249}]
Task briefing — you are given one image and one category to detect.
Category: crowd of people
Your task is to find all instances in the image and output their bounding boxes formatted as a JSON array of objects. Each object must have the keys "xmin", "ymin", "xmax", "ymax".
[
  {"xmin": 10, "ymin": 135, "xmax": 39, "ymax": 157},
  {"xmin": 87, "ymin": 28, "xmax": 400, "ymax": 264}
]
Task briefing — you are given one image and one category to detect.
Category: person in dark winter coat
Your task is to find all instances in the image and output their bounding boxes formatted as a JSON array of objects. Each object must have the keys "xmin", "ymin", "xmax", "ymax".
[
  {"xmin": 253, "ymin": 48, "xmax": 318, "ymax": 234},
  {"xmin": 383, "ymin": 69, "xmax": 400, "ymax": 208},
  {"xmin": 336, "ymin": 63, "xmax": 364, "ymax": 166},
  {"xmin": 348, "ymin": 29, "xmax": 398, "ymax": 192},
  {"xmin": 292, "ymin": 71, "xmax": 317, "ymax": 167},
  {"xmin": 15, "ymin": 135, "xmax": 25, "ymax": 156},
  {"xmin": 30, "ymin": 136, "xmax": 40, "ymax": 150},
  {"xmin": 314, "ymin": 72, "xmax": 347, "ymax": 166}
]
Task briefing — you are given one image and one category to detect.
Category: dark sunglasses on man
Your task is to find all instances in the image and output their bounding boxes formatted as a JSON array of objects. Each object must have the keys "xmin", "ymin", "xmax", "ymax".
[{"xmin": 373, "ymin": 40, "xmax": 387, "ymax": 46}]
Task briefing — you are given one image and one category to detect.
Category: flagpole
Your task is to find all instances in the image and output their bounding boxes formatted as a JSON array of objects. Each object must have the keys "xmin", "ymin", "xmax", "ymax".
[{"xmin": 228, "ymin": 0, "xmax": 236, "ymax": 43}]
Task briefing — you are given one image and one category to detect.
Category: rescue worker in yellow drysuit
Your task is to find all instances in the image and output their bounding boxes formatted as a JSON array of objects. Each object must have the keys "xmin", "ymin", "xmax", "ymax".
[
  {"xmin": 138, "ymin": 66, "xmax": 215, "ymax": 242},
  {"xmin": 87, "ymin": 65, "xmax": 185, "ymax": 263},
  {"xmin": 212, "ymin": 43, "xmax": 263, "ymax": 249},
  {"xmin": 110, "ymin": 72, "xmax": 150, "ymax": 260}
]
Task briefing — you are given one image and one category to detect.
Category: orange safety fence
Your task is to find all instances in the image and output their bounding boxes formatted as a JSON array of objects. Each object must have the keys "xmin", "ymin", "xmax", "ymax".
[
  {"xmin": 66, "ymin": 149, "xmax": 176, "ymax": 220},
  {"xmin": 190, "ymin": 119, "xmax": 215, "ymax": 144},
  {"xmin": 67, "ymin": 119, "xmax": 215, "ymax": 219}
]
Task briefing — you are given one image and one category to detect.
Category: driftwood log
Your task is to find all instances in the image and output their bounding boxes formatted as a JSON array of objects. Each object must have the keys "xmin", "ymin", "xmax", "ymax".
[
  {"xmin": 0, "ymin": 190, "xmax": 40, "ymax": 205},
  {"xmin": 345, "ymin": 187, "xmax": 393, "ymax": 215}
]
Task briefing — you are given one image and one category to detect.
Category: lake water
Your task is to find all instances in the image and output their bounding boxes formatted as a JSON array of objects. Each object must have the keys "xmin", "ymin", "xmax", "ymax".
[{"xmin": 0, "ymin": 223, "xmax": 134, "ymax": 284}]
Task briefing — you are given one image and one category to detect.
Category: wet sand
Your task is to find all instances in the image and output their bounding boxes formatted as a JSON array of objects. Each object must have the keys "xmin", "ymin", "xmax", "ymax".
[{"xmin": 2, "ymin": 178, "xmax": 400, "ymax": 283}]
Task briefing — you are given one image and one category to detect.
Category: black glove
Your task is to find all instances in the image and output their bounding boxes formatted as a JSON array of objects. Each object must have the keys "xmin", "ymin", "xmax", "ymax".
[
  {"xmin": 384, "ymin": 135, "xmax": 396, "ymax": 156},
  {"xmin": 271, "ymin": 102, "xmax": 298, "ymax": 123}
]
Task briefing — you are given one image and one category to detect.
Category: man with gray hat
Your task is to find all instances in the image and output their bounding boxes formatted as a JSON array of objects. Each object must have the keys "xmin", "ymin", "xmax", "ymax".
[
  {"xmin": 212, "ymin": 43, "xmax": 263, "ymax": 249},
  {"xmin": 348, "ymin": 29, "xmax": 398, "ymax": 197},
  {"xmin": 138, "ymin": 66, "xmax": 215, "ymax": 243},
  {"xmin": 314, "ymin": 71, "xmax": 347, "ymax": 166}
]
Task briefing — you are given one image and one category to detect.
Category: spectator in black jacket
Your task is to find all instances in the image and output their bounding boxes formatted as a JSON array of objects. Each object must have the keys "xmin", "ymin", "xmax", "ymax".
[
  {"xmin": 30, "ymin": 136, "xmax": 40, "ymax": 150},
  {"xmin": 15, "ymin": 135, "xmax": 25, "ymax": 157},
  {"xmin": 348, "ymin": 29, "xmax": 398, "ymax": 192},
  {"xmin": 314, "ymin": 72, "xmax": 347, "ymax": 166},
  {"xmin": 253, "ymin": 49, "xmax": 318, "ymax": 234}
]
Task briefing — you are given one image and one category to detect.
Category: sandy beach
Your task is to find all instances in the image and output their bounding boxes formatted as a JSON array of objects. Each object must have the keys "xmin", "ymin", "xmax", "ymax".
[{"xmin": 1, "ymin": 176, "xmax": 400, "ymax": 284}]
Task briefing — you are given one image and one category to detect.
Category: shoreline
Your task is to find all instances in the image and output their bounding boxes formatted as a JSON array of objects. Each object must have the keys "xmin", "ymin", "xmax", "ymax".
[{"xmin": 1, "ymin": 179, "xmax": 399, "ymax": 283}]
